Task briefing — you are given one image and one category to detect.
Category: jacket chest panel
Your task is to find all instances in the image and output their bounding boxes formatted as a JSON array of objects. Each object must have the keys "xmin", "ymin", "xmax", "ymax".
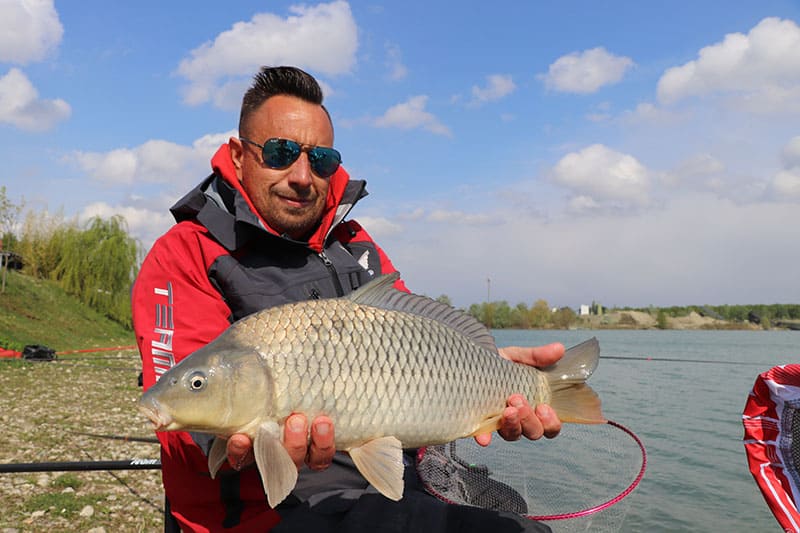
[{"xmin": 208, "ymin": 238, "xmax": 380, "ymax": 321}]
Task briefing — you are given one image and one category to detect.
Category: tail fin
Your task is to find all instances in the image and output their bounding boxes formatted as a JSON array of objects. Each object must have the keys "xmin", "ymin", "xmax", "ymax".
[{"xmin": 543, "ymin": 337, "xmax": 606, "ymax": 424}]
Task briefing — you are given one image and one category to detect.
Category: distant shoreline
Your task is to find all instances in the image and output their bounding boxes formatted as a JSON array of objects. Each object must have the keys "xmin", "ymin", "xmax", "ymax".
[{"xmin": 502, "ymin": 310, "xmax": 800, "ymax": 331}]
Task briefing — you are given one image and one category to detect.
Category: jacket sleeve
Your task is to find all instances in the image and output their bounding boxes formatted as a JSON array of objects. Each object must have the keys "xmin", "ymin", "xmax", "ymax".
[
  {"xmin": 133, "ymin": 220, "xmax": 232, "ymax": 390},
  {"xmin": 132, "ymin": 222, "xmax": 284, "ymax": 531}
]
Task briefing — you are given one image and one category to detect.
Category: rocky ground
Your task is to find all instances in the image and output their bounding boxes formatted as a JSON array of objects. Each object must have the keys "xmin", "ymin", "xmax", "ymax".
[{"xmin": 0, "ymin": 353, "xmax": 164, "ymax": 532}]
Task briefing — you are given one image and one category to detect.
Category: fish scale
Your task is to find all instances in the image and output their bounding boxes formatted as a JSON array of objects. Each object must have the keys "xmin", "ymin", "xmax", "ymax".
[{"xmin": 228, "ymin": 298, "xmax": 543, "ymax": 449}]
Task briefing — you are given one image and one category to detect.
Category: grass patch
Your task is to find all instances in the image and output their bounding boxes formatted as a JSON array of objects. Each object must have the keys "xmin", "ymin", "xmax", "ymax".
[
  {"xmin": 51, "ymin": 473, "xmax": 84, "ymax": 490},
  {"xmin": 23, "ymin": 492, "xmax": 102, "ymax": 517},
  {"xmin": 0, "ymin": 270, "xmax": 134, "ymax": 351}
]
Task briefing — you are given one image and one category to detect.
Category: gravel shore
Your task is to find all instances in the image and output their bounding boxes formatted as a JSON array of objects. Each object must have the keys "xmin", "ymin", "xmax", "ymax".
[{"xmin": 0, "ymin": 353, "xmax": 164, "ymax": 532}]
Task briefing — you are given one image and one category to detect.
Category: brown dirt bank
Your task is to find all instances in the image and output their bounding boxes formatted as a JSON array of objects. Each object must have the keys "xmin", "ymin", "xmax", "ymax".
[{"xmin": 578, "ymin": 310, "xmax": 760, "ymax": 330}]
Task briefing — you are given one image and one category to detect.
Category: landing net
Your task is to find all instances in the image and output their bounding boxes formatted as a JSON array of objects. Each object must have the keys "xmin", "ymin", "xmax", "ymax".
[{"xmin": 417, "ymin": 420, "xmax": 646, "ymax": 532}]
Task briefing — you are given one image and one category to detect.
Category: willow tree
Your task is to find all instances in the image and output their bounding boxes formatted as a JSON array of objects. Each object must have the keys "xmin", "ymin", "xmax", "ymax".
[
  {"xmin": 51, "ymin": 215, "xmax": 141, "ymax": 327},
  {"xmin": 17, "ymin": 209, "xmax": 68, "ymax": 278},
  {"xmin": 0, "ymin": 186, "xmax": 23, "ymax": 246}
]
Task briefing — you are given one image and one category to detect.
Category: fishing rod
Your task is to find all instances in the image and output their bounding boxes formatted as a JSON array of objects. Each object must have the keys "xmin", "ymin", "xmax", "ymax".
[
  {"xmin": 601, "ymin": 355, "xmax": 767, "ymax": 366},
  {"xmin": 59, "ymin": 355, "xmax": 138, "ymax": 361},
  {"xmin": 70, "ymin": 431, "xmax": 159, "ymax": 444},
  {"xmin": 55, "ymin": 363, "xmax": 140, "ymax": 371},
  {"xmin": 58, "ymin": 345, "xmax": 138, "ymax": 355},
  {"xmin": 0, "ymin": 458, "xmax": 161, "ymax": 473}
]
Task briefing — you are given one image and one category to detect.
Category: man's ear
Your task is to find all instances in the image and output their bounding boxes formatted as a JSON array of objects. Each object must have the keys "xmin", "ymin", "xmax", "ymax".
[{"xmin": 229, "ymin": 137, "xmax": 244, "ymax": 181}]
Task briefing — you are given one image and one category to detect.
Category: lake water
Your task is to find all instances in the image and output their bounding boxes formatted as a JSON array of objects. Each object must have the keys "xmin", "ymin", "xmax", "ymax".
[{"xmin": 490, "ymin": 329, "xmax": 800, "ymax": 533}]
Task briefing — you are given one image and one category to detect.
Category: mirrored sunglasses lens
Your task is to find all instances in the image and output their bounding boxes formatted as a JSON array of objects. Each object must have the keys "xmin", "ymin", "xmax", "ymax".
[
  {"xmin": 309, "ymin": 148, "xmax": 341, "ymax": 177},
  {"xmin": 262, "ymin": 139, "xmax": 301, "ymax": 168}
]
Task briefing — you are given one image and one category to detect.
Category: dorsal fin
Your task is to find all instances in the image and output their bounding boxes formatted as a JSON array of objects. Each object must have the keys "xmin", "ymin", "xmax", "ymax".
[{"xmin": 348, "ymin": 273, "xmax": 498, "ymax": 353}]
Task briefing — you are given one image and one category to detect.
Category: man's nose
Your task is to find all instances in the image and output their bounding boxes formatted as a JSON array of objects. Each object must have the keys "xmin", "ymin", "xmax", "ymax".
[{"xmin": 286, "ymin": 152, "xmax": 313, "ymax": 186}]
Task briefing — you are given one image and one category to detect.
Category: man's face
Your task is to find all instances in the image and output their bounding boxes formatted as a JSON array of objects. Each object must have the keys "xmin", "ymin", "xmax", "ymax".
[{"xmin": 231, "ymin": 94, "xmax": 334, "ymax": 239}]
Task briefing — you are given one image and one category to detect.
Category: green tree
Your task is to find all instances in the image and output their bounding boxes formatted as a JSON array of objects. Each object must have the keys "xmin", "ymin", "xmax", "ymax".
[
  {"xmin": 0, "ymin": 186, "xmax": 23, "ymax": 249},
  {"xmin": 18, "ymin": 209, "xmax": 67, "ymax": 278},
  {"xmin": 529, "ymin": 299, "xmax": 551, "ymax": 328},
  {"xmin": 468, "ymin": 303, "xmax": 483, "ymax": 321},
  {"xmin": 551, "ymin": 307, "xmax": 577, "ymax": 329},
  {"xmin": 435, "ymin": 294, "xmax": 452, "ymax": 307},
  {"xmin": 513, "ymin": 302, "xmax": 531, "ymax": 328},
  {"xmin": 656, "ymin": 309, "xmax": 668, "ymax": 329},
  {"xmin": 492, "ymin": 301, "xmax": 512, "ymax": 328},
  {"xmin": 18, "ymin": 211, "xmax": 141, "ymax": 327},
  {"xmin": 50, "ymin": 216, "xmax": 140, "ymax": 326}
]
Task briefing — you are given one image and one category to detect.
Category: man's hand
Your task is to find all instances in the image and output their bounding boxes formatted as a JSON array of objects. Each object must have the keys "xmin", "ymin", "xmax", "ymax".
[
  {"xmin": 225, "ymin": 414, "xmax": 336, "ymax": 471},
  {"xmin": 474, "ymin": 342, "xmax": 565, "ymax": 447}
]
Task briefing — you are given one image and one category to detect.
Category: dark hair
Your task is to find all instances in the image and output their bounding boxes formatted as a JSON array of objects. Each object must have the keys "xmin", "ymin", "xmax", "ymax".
[{"xmin": 239, "ymin": 66, "xmax": 330, "ymax": 135}]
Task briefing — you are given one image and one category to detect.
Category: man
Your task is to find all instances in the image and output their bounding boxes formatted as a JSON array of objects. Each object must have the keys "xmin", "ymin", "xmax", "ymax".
[{"xmin": 133, "ymin": 66, "xmax": 563, "ymax": 532}]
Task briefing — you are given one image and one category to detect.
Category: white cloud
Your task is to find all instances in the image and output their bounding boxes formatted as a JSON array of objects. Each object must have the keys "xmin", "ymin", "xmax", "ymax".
[
  {"xmin": 357, "ymin": 216, "xmax": 403, "ymax": 237},
  {"xmin": 550, "ymin": 144, "xmax": 650, "ymax": 209},
  {"xmin": 781, "ymin": 135, "xmax": 800, "ymax": 168},
  {"xmin": 621, "ymin": 102, "xmax": 686, "ymax": 126},
  {"xmin": 669, "ymin": 153, "xmax": 725, "ymax": 184},
  {"xmin": 426, "ymin": 209, "xmax": 494, "ymax": 225},
  {"xmin": 374, "ymin": 95, "xmax": 451, "ymax": 136},
  {"xmin": 0, "ymin": 67, "xmax": 70, "ymax": 130},
  {"xmin": 566, "ymin": 195, "xmax": 601, "ymax": 213},
  {"xmin": 80, "ymin": 202, "xmax": 174, "ymax": 248},
  {"xmin": 541, "ymin": 47, "xmax": 634, "ymax": 94},
  {"xmin": 772, "ymin": 170, "xmax": 800, "ymax": 198},
  {"xmin": 771, "ymin": 136, "xmax": 800, "ymax": 199},
  {"xmin": 657, "ymin": 17, "xmax": 800, "ymax": 109},
  {"xmin": 69, "ymin": 130, "xmax": 236, "ymax": 186},
  {"xmin": 382, "ymin": 194, "xmax": 800, "ymax": 308},
  {"xmin": 176, "ymin": 1, "xmax": 358, "ymax": 108},
  {"xmin": 0, "ymin": 0, "xmax": 63, "ymax": 64},
  {"xmin": 385, "ymin": 43, "xmax": 408, "ymax": 81},
  {"xmin": 470, "ymin": 74, "xmax": 516, "ymax": 105}
]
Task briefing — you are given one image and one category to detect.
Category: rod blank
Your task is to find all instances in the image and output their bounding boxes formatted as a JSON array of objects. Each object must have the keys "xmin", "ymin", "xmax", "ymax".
[{"xmin": 0, "ymin": 459, "xmax": 161, "ymax": 473}]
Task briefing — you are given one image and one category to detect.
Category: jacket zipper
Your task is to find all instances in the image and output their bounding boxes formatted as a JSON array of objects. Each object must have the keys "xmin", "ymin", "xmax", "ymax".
[{"xmin": 319, "ymin": 251, "xmax": 345, "ymax": 297}]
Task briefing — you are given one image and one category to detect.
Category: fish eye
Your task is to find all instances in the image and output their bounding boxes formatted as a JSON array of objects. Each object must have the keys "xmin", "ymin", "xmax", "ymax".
[{"xmin": 187, "ymin": 372, "xmax": 207, "ymax": 392}]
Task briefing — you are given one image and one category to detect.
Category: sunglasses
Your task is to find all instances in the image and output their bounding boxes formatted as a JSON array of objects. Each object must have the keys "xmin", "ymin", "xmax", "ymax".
[{"xmin": 239, "ymin": 137, "xmax": 342, "ymax": 178}]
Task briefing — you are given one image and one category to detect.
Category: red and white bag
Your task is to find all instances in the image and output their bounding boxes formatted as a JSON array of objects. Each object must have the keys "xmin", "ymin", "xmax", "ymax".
[{"xmin": 743, "ymin": 365, "xmax": 800, "ymax": 532}]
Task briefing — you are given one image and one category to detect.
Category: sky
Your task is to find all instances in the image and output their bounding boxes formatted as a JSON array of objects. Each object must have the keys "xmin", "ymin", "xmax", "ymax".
[{"xmin": 2, "ymin": 0, "xmax": 800, "ymax": 309}]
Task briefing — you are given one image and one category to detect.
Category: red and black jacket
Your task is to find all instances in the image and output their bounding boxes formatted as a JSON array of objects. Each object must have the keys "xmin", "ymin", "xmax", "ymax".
[{"xmin": 132, "ymin": 144, "xmax": 405, "ymax": 532}]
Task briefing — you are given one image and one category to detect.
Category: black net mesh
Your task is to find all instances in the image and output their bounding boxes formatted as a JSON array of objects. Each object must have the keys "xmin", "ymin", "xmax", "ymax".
[{"xmin": 416, "ymin": 422, "xmax": 646, "ymax": 532}]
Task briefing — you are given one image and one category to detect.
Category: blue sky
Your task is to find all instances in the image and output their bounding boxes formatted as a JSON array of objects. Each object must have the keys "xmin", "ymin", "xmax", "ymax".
[{"xmin": 3, "ymin": 1, "xmax": 800, "ymax": 308}]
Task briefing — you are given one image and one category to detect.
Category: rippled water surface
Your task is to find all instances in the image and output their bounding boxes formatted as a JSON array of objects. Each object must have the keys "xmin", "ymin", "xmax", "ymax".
[{"xmin": 491, "ymin": 329, "xmax": 799, "ymax": 532}]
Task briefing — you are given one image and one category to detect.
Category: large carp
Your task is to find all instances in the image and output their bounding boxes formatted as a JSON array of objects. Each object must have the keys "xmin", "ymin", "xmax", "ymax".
[{"xmin": 139, "ymin": 272, "xmax": 604, "ymax": 507}]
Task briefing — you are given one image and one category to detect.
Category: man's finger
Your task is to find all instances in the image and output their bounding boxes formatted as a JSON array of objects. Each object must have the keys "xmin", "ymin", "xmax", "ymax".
[
  {"xmin": 498, "ymin": 343, "xmax": 564, "ymax": 367},
  {"xmin": 497, "ymin": 405, "xmax": 524, "ymax": 441},
  {"xmin": 307, "ymin": 416, "xmax": 336, "ymax": 471},
  {"xmin": 474, "ymin": 432, "xmax": 492, "ymax": 447},
  {"xmin": 226, "ymin": 434, "xmax": 254, "ymax": 470},
  {"xmin": 535, "ymin": 404, "xmax": 562, "ymax": 439},
  {"xmin": 517, "ymin": 402, "xmax": 544, "ymax": 441},
  {"xmin": 283, "ymin": 414, "xmax": 310, "ymax": 468}
]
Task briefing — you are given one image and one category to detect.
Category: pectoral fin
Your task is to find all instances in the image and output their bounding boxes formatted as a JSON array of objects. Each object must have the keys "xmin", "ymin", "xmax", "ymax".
[
  {"xmin": 348, "ymin": 436, "xmax": 404, "ymax": 501},
  {"xmin": 468, "ymin": 414, "xmax": 503, "ymax": 437},
  {"xmin": 207, "ymin": 437, "xmax": 228, "ymax": 479},
  {"xmin": 254, "ymin": 422, "xmax": 298, "ymax": 508}
]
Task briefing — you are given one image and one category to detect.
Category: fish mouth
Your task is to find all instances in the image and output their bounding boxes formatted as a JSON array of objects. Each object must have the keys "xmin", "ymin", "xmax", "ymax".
[{"xmin": 138, "ymin": 397, "xmax": 173, "ymax": 431}]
